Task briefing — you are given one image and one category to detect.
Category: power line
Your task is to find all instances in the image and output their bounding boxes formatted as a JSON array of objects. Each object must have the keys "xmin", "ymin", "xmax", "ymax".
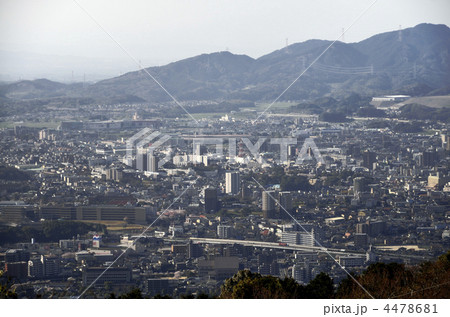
[
  {"xmin": 253, "ymin": 0, "xmax": 379, "ymax": 122},
  {"xmin": 389, "ymin": 280, "xmax": 450, "ymax": 299}
]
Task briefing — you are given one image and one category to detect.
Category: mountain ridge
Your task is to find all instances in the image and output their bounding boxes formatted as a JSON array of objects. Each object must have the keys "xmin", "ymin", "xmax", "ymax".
[{"xmin": 1, "ymin": 23, "xmax": 449, "ymax": 105}]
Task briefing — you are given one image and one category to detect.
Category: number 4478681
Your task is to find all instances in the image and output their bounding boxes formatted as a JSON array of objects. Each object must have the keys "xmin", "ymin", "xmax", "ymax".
[{"xmin": 383, "ymin": 304, "xmax": 437, "ymax": 314}]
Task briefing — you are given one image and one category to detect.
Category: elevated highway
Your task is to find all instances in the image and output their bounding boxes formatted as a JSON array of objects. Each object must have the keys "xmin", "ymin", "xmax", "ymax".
[{"xmin": 189, "ymin": 237, "xmax": 365, "ymax": 257}]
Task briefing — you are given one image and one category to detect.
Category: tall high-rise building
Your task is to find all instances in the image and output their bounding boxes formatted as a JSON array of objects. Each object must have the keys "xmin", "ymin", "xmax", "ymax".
[
  {"xmin": 278, "ymin": 191, "xmax": 293, "ymax": 219},
  {"xmin": 137, "ymin": 151, "xmax": 158, "ymax": 172},
  {"xmin": 362, "ymin": 150, "xmax": 377, "ymax": 170},
  {"xmin": 262, "ymin": 190, "xmax": 276, "ymax": 219},
  {"xmin": 278, "ymin": 191, "xmax": 293, "ymax": 212},
  {"xmin": 204, "ymin": 188, "xmax": 218, "ymax": 213},
  {"xmin": 422, "ymin": 149, "xmax": 437, "ymax": 167},
  {"xmin": 136, "ymin": 151, "xmax": 147, "ymax": 171},
  {"xmin": 147, "ymin": 154, "xmax": 158, "ymax": 172},
  {"xmin": 39, "ymin": 129, "xmax": 48, "ymax": 140},
  {"xmin": 225, "ymin": 171, "xmax": 240, "ymax": 195}
]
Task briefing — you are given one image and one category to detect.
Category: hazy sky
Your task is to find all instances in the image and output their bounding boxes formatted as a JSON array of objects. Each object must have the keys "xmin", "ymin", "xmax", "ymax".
[{"xmin": 1, "ymin": 0, "xmax": 449, "ymax": 80}]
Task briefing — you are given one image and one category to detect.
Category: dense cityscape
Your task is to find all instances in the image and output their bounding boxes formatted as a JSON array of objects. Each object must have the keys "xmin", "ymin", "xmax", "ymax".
[{"xmin": 1, "ymin": 95, "xmax": 449, "ymax": 298}]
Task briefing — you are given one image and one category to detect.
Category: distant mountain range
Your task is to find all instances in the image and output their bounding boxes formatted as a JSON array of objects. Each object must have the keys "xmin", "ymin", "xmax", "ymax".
[{"xmin": 1, "ymin": 23, "xmax": 449, "ymax": 106}]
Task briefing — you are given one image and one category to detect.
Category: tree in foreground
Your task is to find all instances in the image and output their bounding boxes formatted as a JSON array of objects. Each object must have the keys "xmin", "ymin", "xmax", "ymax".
[
  {"xmin": 219, "ymin": 251, "xmax": 450, "ymax": 299},
  {"xmin": 336, "ymin": 251, "xmax": 450, "ymax": 299},
  {"xmin": 219, "ymin": 270, "xmax": 333, "ymax": 299}
]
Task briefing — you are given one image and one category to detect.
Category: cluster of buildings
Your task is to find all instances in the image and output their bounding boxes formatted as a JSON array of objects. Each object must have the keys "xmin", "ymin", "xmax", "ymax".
[{"xmin": 0, "ymin": 102, "xmax": 449, "ymax": 298}]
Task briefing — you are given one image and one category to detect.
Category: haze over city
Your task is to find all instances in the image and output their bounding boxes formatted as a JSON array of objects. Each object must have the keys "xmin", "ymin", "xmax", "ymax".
[{"xmin": 1, "ymin": 0, "xmax": 450, "ymax": 81}]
